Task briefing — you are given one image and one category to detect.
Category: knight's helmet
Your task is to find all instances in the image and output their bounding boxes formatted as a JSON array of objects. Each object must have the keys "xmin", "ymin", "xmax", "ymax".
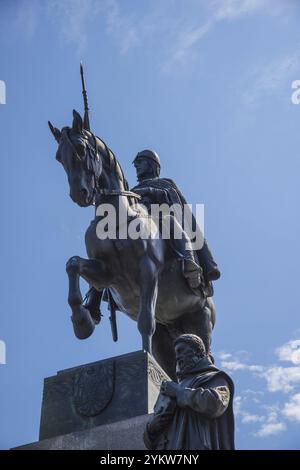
[{"xmin": 133, "ymin": 149, "xmax": 161, "ymax": 172}]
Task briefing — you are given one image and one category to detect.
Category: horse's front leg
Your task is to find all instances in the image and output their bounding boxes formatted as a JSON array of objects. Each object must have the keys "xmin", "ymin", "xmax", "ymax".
[
  {"xmin": 137, "ymin": 257, "xmax": 159, "ymax": 354},
  {"xmin": 66, "ymin": 256, "xmax": 110, "ymax": 340}
]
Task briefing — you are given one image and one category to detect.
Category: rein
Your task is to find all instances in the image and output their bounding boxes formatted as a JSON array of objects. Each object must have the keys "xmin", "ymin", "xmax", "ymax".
[{"xmin": 98, "ymin": 188, "xmax": 141, "ymax": 200}]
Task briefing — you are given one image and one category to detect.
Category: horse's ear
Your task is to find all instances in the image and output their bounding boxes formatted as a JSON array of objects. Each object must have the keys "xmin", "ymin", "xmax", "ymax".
[
  {"xmin": 48, "ymin": 121, "xmax": 61, "ymax": 143},
  {"xmin": 72, "ymin": 109, "xmax": 83, "ymax": 133}
]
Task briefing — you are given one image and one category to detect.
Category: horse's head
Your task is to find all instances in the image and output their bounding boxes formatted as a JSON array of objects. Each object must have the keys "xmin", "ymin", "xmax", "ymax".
[{"xmin": 48, "ymin": 110, "xmax": 102, "ymax": 207}]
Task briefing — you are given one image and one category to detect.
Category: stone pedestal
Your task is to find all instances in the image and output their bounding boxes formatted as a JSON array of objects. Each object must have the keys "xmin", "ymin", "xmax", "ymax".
[
  {"xmin": 15, "ymin": 415, "xmax": 151, "ymax": 450},
  {"xmin": 14, "ymin": 350, "xmax": 169, "ymax": 450}
]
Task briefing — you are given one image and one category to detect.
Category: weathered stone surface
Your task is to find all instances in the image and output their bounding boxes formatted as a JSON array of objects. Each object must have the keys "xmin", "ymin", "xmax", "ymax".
[
  {"xmin": 39, "ymin": 350, "xmax": 169, "ymax": 441},
  {"xmin": 14, "ymin": 414, "xmax": 150, "ymax": 450}
]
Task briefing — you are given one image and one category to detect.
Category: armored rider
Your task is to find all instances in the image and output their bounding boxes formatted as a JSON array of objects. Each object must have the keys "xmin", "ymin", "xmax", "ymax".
[{"xmin": 131, "ymin": 149, "xmax": 220, "ymax": 295}]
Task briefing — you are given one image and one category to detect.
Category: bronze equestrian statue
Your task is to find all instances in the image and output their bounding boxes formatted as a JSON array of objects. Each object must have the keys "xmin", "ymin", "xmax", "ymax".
[{"xmin": 48, "ymin": 69, "xmax": 220, "ymax": 379}]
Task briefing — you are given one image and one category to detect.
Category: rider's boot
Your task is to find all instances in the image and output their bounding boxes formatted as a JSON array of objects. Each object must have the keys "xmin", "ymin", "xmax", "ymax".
[
  {"xmin": 83, "ymin": 287, "xmax": 102, "ymax": 325},
  {"xmin": 182, "ymin": 258, "xmax": 202, "ymax": 289},
  {"xmin": 197, "ymin": 239, "xmax": 221, "ymax": 282},
  {"xmin": 170, "ymin": 236, "xmax": 202, "ymax": 289},
  {"xmin": 166, "ymin": 215, "xmax": 203, "ymax": 290}
]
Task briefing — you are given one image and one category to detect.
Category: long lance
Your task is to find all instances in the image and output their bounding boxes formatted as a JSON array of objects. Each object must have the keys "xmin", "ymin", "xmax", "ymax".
[
  {"xmin": 80, "ymin": 62, "xmax": 90, "ymax": 131},
  {"xmin": 80, "ymin": 63, "xmax": 118, "ymax": 342}
]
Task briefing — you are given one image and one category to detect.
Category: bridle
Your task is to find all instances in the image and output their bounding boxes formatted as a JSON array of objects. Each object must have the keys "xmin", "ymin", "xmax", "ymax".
[{"xmin": 62, "ymin": 129, "xmax": 141, "ymax": 202}]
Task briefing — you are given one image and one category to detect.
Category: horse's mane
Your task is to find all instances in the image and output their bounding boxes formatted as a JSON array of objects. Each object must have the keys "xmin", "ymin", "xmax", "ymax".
[{"xmin": 96, "ymin": 135, "xmax": 129, "ymax": 191}]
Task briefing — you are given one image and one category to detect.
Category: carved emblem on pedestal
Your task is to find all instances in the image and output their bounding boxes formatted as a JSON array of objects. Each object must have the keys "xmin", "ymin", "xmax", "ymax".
[
  {"xmin": 148, "ymin": 359, "xmax": 167, "ymax": 388},
  {"xmin": 73, "ymin": 361, "xmax": 115, "ymax": 417}
]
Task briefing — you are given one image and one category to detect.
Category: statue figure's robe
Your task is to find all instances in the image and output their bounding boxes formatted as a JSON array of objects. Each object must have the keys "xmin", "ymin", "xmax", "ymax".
[{"xmin": 144, "ymin": 358, "xmax": 235, "ymax": 450}]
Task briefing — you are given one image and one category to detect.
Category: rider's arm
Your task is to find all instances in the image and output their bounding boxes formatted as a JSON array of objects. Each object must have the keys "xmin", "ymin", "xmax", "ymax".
[
  {"xmin": 134, "ymin": 187, "xmax": 168, "ymax": 204},
  {"xmin": 148, "ymin": 187, "xmax": 168, "ymax": 204}
]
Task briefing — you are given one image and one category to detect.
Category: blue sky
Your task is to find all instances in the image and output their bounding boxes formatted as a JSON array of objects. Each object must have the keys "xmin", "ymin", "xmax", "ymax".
[{"xmin": 0, "ymin": 0, "xmax": 300, "ymax": 450}]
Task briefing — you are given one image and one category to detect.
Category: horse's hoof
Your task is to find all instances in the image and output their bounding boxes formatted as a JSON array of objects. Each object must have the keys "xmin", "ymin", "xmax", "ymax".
[{"xmin": 71, "ymin": 305, "xmax": 95, "ymax": 339}]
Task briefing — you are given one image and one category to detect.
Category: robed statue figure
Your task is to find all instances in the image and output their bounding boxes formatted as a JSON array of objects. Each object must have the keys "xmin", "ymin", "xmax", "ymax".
[{"xmin": 144, "ymin": 334, "xmax": 235, "ymax": 450}]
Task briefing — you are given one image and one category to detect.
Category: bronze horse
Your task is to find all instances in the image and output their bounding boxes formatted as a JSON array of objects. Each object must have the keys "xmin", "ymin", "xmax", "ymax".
[{"xmin": 48, "ymin": 110, "xmax": 216, "ymax": 379}]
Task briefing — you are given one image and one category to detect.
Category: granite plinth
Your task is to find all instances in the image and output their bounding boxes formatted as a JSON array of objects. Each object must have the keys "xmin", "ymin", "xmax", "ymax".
[
  {"xmin": 14, "ymin": 350, "xmax": 169, "ymax": 449},
  {"xmin": 14, "ymin": 414, "xmax": 151, "ymax": 450}
]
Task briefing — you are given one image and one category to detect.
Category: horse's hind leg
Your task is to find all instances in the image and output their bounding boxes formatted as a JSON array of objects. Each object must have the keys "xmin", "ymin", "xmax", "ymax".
[
  {"xmin": 152, "ymin": 303, "xmax": 213, "ymax": 380},
  {"xmin": 197, "ymin": 303, "xmax": 213, "ymax": 355},
  {"xmin": 66, "ymin": 256, "xmax": 110, "ymax": 339},
  {"xmin": 152, "ymin": 323, "xmax": 177, "ymax": 380},
  {"xmin": 137, "ymin": 257, "xmax": 158, "ymax": 354},
  {"xmin": 177, "ymin": 302, "xmax": 213, "ymax": 355}
]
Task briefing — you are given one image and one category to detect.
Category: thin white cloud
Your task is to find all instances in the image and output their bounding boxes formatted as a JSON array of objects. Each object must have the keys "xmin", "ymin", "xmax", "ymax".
[
  {"xmin": 233, "ymin": 390, "xmax": 263, "ymax": 416},
  {"xmin": 219, "ymin": 337, "xmax": 300, "ymax": 438},
  {"xmin": 283, "ymin": 393, "xmax": 300, "ymax": 422},
  {"xmin": 262, "ymin": 366, "xmax": 300, "ymax": 393},
  {"xmin": 47, "ymin": 0, "xmax": 103, "ymax": 53},
  {"xmin": 255, "ymin": 407, "xmax": 287, "ymax": 437},
  {"xmin": 45, "ymin": 0, "xmax": 282, "ymax": 70},
  {"xmin": 214, "ymin": 0, "xmax": 294, "ymax": 20},
  {"xmin": 242, "ymin": 389, "xmax": 264, "ymax": 403},
  {"xmin": 165, "ymin": 20, "xmax": 213, "ymax": 69},
  {"xmin": 164, "ymin": 0, "xmax": 274, "ymax": 70},
  {"xmin": 234, "ymin": 392, "xmax": 286, "ymax": 437},
  {"xmin": 219, "ymin": 340, "xmax": 300, "ymax": 393},
  {"xmin": 255, "ymin": 421, "xmax": 286, "ymax": 437},
  {"xmin": 8, "ymin": 0, "xmax": 298, "ymax": 76},
  {"xmin": 234, "ymin": 395, "xmax": 243, "ymax": 415},
  {"xmin": 104, "ymin": 0, "xmax": 139, "ymax": 55},
  {"xmin": 221, "ymin": 359, "xmax": 264, "ymax": 372},
  {"xmin": 242, "ymin": 413, "xmax": 264, "ymax": 424},
  {"xmin": 242, "ymin": 54, "xmax": 300, "ymax": 106},
  {"xmin": 46, "ymin": 0, "xmax": 142, "ymax": 56},
  {"xmin": 276, "ymin": 339, "xmax": 300, "ymax": 365},
  {"xmin": 218, "ymin": 351, "xmax": 264, "ymax": 372}
]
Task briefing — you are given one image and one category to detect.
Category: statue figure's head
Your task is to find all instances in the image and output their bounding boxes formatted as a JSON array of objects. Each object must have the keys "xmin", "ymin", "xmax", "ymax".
[
  {"xmin": 48, "ymin": 110, "xmax": 102, "ymax": 207},
  {"xmin": 133, "ymin": 149, "xmax": 160, "ymax": 182},
  {"xmin": 174, "ymin": 334, "xmax": 206, "ymax": 376}
]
